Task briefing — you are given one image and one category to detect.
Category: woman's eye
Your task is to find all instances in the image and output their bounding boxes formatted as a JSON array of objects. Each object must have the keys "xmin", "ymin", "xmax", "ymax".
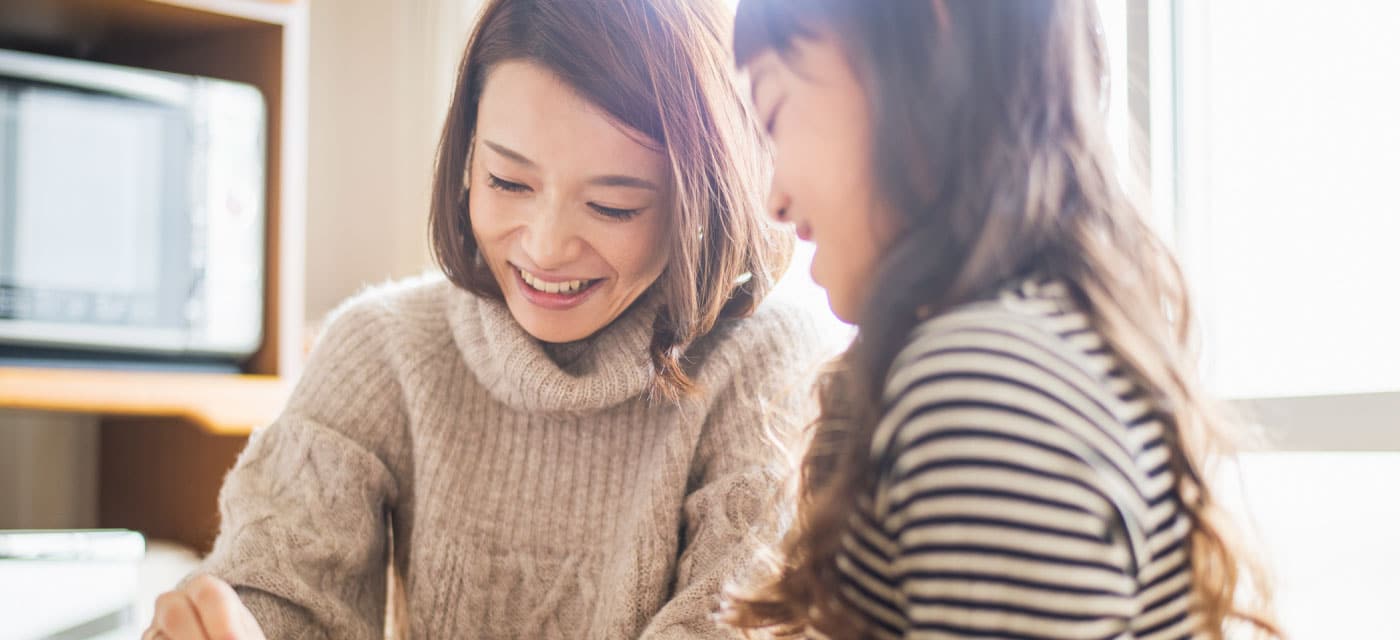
[
  {"xmin": 589, "ymin": 203, "xmax": 642, "ymax": 220},
  {"xmin": 487, "ymin": 174, "xmax": 531, "ymax": 193}
]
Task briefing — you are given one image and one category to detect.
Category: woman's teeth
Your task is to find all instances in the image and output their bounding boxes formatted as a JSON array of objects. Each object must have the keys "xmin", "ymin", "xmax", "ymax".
[{"xmin": 519, "ymin": 268, "xmax": 592, "ymax": 295}]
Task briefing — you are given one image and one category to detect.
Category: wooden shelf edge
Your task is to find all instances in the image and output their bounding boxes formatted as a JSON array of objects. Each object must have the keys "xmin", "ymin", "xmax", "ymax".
[
  {"xmin": 0, "ymin": 367, "xmax": 290, "ymax": 435},
  {"xmin": 147, "ymin": 0, "xmax": 302, "ymax": 25}
]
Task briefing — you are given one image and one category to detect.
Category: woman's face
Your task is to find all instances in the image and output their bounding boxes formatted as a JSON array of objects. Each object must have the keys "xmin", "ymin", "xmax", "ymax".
[
  {"xmin": 746, "ymin": 36, "xmax": 893, "ymax": 324},
  {"xmin": 470, "ymin": 60, "xmax": 672, "ymax": 343}
]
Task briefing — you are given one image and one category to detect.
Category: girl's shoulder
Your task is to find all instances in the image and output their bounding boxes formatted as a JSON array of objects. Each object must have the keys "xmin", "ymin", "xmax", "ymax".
[
  {"xmin": 873, "ymin": 277, "xmax": 1149, "ymax": 491},
  {"xmin": 887, "ymin": 278, "xmax": 1108, "ymax": 400}
]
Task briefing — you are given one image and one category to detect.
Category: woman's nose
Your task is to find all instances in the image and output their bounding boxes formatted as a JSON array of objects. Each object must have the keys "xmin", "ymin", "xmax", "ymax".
[{"xmin": 520, "ymin": 204, "xmax": 581, "ymax": 269}]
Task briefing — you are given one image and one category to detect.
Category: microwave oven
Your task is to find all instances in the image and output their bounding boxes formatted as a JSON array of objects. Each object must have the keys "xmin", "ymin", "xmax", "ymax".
[{"xmin": 0, "ymin": 48, "xmax": 266, "ymax": 364}]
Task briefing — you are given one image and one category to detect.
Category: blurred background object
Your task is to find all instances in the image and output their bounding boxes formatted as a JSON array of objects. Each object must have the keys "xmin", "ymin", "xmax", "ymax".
[{"xmin": 0, "ymin": 1, "xmax": 309, "ymax": 636}]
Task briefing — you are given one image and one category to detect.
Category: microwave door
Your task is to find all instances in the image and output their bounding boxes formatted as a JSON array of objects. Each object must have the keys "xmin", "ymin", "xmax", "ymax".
[{"xmin": 0, "ymin": 78, "xmax": 197, "ymax": 355}]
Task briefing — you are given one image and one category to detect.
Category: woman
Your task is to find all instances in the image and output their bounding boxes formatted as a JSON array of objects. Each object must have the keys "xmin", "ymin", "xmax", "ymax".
[
  {"xmin": 143, "ymin": 0, "xmax": 828, "ymax": 637},
  {"xmin": 722, "ymin": 1, "xmax": 1281, "ymax": 638}
]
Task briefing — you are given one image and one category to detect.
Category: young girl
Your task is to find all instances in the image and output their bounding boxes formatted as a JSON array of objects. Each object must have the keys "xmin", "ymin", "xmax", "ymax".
[
  {"xmin": 144, "ymin": 0, "xmax": 828, "ymax": 638},
  {"xmin": 723, "ymin": 1, "xmax": 1281, "ymax": 638}
]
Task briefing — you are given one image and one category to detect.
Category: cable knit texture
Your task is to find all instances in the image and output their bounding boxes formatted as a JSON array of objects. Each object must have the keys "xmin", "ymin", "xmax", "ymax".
[{"xmin": 197, "ymin": 274, "xmax": 830, "ymax": 639}]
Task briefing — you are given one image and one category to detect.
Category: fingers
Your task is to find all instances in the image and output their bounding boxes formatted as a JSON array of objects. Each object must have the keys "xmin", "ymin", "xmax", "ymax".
[
  {"xmin": 148, "ymin": 590, "xmax": 209, "ymax": 640},
  {"xmin": 188, "ymin": 575, "xmax": 255, "ymax": 639},
  {"xmin": 236, "ymin": 597, "xmax": 268, "ymax": 640},
  {"xmin": 146, "ymin": 575, "xmax": 265, "ymax": 640}
]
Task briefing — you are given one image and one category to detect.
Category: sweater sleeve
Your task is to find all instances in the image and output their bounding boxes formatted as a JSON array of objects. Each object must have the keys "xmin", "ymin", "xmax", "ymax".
[
  {"xmin": 640, "ymin": 306, "xmax": 827, "ymax": 639},
  {"xmin": 194, "ymin": 299, "xmax": 409, "ymax": 640}
]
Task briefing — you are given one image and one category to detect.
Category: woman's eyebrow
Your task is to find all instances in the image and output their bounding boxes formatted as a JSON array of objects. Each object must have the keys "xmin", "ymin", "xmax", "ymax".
[
  {"xmin": 588, "ymin": 174, "xmax": 659, "ymax": 191},
  {"xmin": 482, "ymin": 139, "xmax": 536, "ymax": 167}
]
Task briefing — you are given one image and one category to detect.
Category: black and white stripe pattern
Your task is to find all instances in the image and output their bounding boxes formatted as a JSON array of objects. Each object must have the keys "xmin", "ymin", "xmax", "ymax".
[{"xmin": 834, "ymin": 278, "xmax": 1199, "ymax": 639}]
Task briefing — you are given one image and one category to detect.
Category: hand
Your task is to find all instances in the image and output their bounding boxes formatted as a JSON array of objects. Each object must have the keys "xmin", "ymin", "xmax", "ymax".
[{"xmin": 143, "ymin": 574, "xmax": 266, "ymax": 640}]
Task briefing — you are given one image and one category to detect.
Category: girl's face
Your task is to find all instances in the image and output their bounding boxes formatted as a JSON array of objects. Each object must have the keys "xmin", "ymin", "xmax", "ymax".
[
  {"xmin": 746, "ymin": 36, "xmax": 894, "ymax": 324},
  {"xmin": 470, "ymin": 60, "xmax": 672, "ymax": 343}
]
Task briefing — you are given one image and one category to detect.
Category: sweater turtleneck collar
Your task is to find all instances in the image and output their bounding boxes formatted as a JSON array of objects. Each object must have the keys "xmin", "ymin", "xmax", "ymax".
[{"xmin": 449, "ymin": 287, "xmax": 660, "ymax": 413}]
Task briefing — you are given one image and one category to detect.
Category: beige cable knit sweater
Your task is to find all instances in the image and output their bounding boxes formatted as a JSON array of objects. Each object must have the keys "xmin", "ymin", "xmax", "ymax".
[{"xmin": 197, "ymin": 275, "xmax": 829, "ymax": 639}]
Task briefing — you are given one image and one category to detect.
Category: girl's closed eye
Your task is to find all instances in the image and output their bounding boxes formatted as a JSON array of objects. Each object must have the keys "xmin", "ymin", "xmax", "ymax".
[{"xmin": 763, "ymin": 97, "xmax": 785, "ymax": 136}]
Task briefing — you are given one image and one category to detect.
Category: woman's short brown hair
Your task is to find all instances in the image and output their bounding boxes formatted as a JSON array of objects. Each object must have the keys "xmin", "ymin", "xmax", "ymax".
[{"xmin": 429, "ymin": 0, "xmax": 793, "ymax": 399}]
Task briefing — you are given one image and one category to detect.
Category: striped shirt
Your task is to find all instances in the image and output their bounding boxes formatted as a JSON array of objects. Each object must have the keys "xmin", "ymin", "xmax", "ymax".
[{"xmin": 834, "ymin": 278, "xmax": 1200, "ymax": 639}]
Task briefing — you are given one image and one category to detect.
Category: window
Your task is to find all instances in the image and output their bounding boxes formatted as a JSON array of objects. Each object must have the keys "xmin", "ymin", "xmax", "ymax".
[
  {"xmin": 1178, "ymin": 2, "xmax": 1400, "ymax": 397},
  {"xmin": 1152, "ymin": 1, "xmax": 1400, "ymax": 449},
  {"xmin": 1130, "ymin": 3, "xmax": 1400, "ymax": 636}
]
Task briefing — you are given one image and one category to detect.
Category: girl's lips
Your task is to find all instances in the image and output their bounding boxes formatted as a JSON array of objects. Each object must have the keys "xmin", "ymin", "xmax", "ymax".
[{"xmin": 795, "ymin": 222, "xmax": 813, "ymax": 242}]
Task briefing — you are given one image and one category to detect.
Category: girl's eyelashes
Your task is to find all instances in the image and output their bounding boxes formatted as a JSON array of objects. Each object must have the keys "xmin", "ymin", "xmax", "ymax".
[
  {"xmin": 486, "ymin": 174, "xmax": 531, "ymax": 193},
  {"xmin": 589, "ymin": 203, "xmax": 643, "ymax": 220},
  {"xmin": 763, "ymin": 97, "xmax": 786, "ymax": 135}
]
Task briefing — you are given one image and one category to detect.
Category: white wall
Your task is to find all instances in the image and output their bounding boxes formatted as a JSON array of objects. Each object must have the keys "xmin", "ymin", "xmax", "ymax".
[
  {"xmin": 304, "ymin": 0, "xmax": 481, "ymax": 323},
  {"xmin": 1222, "ymin": 452, "xmax": 1400, "ymax": 638}
]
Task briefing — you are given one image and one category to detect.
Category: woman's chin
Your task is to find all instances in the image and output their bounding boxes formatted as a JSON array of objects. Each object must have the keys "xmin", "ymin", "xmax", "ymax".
[{"xmin": 507, "ymin": 303, "xmax": 603, "ymax": 344}]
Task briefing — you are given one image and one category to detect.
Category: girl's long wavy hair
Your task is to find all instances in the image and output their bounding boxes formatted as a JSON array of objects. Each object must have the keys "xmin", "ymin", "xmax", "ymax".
[{"xmin": 722, "ymin": 1, "xmax": 1281, "ymax": 637}]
